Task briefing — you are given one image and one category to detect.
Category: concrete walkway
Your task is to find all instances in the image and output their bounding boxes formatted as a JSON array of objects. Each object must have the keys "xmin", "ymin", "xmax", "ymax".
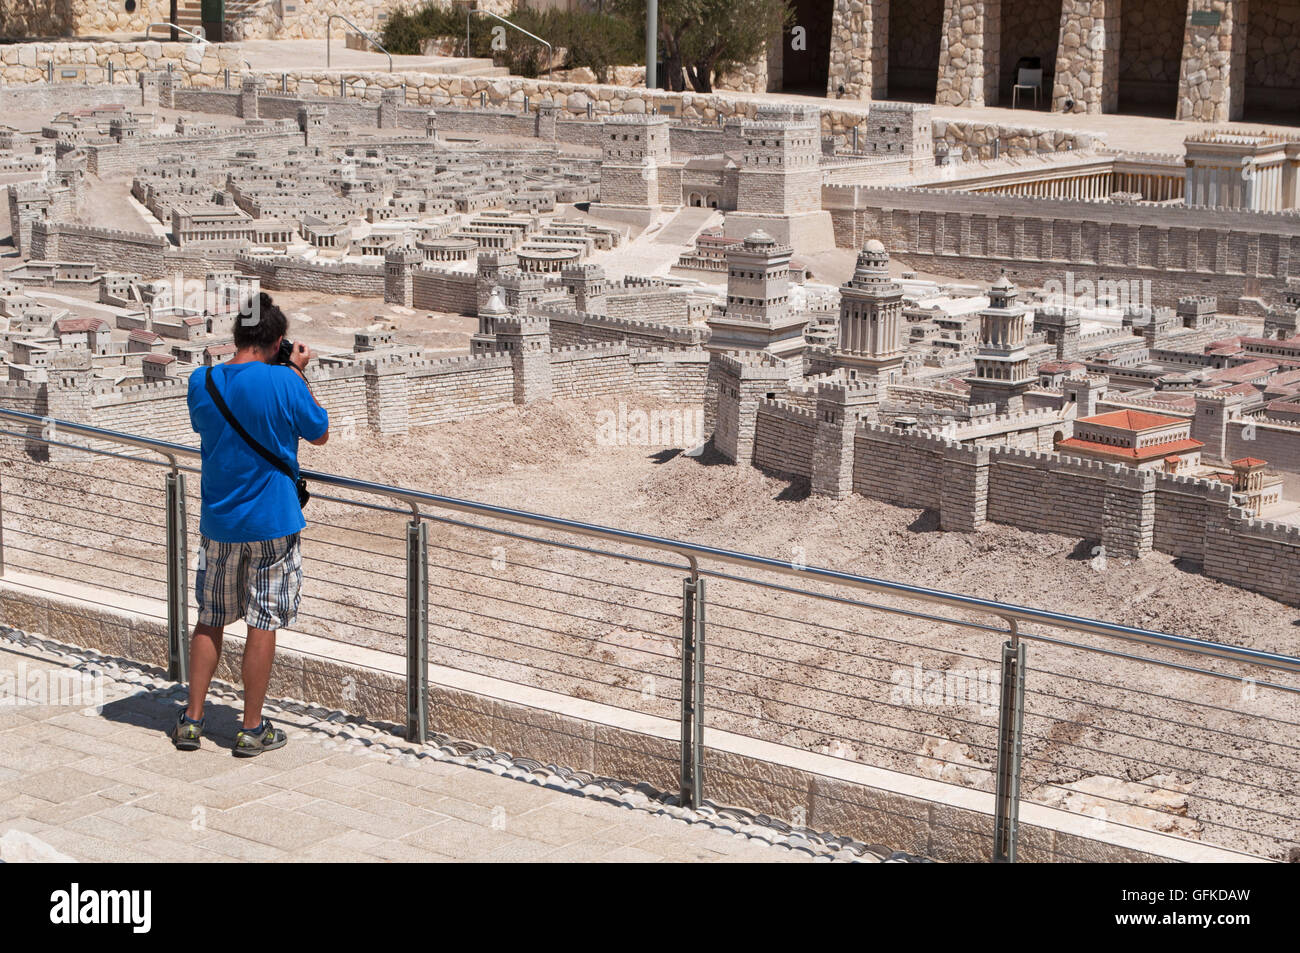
[
  {"xmin": 229, "ymin": 39, "xmax": 507, "ymax": 77},
  {"xmin": 0, "ymin": 638, "xmax": 816, "ymax": 863}
]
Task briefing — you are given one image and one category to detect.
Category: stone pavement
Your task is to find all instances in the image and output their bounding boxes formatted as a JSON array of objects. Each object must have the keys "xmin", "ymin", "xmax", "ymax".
[{"xmin": 0, "ymin": 636, "xmax": 823, "ymax": 863}]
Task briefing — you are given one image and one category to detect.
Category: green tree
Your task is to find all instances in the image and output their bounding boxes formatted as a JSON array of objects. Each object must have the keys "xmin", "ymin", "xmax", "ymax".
[{"xmin": 615, "ymin": 0, "xmax": 792, "ymax": 93}]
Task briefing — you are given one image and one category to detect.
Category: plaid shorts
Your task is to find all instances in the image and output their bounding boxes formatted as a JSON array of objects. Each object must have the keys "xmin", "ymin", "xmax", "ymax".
[{"xmin": 195, "ymin": 533, "xmax": 302, "ymax": 631}]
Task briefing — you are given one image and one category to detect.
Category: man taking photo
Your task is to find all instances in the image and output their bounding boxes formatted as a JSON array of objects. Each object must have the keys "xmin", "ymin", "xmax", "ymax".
[{"xmin": 175, "ymin": 292, "xmax": 329, "ymax": 757}]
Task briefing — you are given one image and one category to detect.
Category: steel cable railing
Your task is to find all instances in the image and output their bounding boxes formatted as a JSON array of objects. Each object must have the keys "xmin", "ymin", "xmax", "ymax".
[{"xmin": 0, "ymin": 406, "xmax": 1296, "ymax": 863}]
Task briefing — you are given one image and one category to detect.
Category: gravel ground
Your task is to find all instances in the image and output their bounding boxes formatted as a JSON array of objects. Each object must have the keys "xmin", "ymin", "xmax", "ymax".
[{"xmin": 2, "ymin": 395, "xmax": 1297, "ymax": 859}]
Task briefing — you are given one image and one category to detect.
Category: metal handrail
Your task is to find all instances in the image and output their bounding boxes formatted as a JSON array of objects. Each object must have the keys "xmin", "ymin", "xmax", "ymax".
[
  {"xmin": 327, "ymin": 14, "xmax": 393, "ymax": 73},
  {"xmin": 1, "ymin": 406, "xmax": 1295, "ymax": 675},
  {"xmin": 469, "ymin": 10, "xmax": 554, "ymax": 75},
  {"xmin": 146, "ymin": 22, "xmax": 207, "ymax": 43}
]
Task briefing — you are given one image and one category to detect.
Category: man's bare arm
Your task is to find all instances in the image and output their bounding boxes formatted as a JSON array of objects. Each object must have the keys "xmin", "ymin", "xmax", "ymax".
[{"xmin": 291, "ymin": 341, "xmax": 330, "ymax": 445}]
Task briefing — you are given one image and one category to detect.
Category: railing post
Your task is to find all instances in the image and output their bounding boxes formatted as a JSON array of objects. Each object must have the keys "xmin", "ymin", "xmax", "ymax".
[
  {"xmin": 108, "ymin": 62, "xmax": 115, "ymax": 85},
  {"xmin": 992, "ymin": 633, "xmax": 1026, "ymax": 862},
  {"xmin": 46, "ymin": 61, "xmax": 54, "ymax": 83},
  {"xmin": 281, "ymin": 72, "xmax": 288, "ymax": 93},
  {"xmin": 679, "ymin": 575, "xmax": 705, "ymax": 809},
  {"xmin": 164, "ymin": 470, "xmax": 190, "ymax": 682},
  {"xmin": 340, "ymin": 77, "xmax": 347, "ymax": 98},
  {"xmin": 405, "ymin": 518, "xmax": 429, "ymax": 744}
]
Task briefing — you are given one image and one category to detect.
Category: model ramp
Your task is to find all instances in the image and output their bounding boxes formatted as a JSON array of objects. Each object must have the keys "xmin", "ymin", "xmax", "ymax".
[{"xmin": 653, "ymin": 206, "xmax": 721, "ymax": 244}]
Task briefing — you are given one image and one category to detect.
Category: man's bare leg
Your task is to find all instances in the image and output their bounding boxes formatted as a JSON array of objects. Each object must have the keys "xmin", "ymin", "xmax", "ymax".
[
  {"xmin": 185, "ymin": 623, "xmax": 224, "ymax": 721},
  {"xmin": 241, "ymin": 626, "xmax": 277, "ymax": 730}
]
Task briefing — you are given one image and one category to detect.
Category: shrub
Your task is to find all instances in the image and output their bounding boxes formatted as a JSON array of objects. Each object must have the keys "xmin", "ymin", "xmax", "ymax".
[{"xmin": 381, "ymin": 2, "xmax": 642, "ymax": 82}]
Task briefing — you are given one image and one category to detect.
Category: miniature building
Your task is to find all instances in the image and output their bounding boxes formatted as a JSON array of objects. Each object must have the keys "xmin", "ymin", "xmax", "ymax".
[
  {"xmin": 1056, "ymin": 410, "xmax": 1205, "ymax": 472},
  {"xmin": 833, "ymin": 239, "xmax": 905, "ymax": 384},
  {"xmin": 705, "ymin": 230, "xmax": 808, "ymax": 361},
  {"xmin": 1183, "ymin": 131, "xmax": 1300, "ymax": 211},
  {"xmin": 966, "ymin": 274, "xmax": 1033, "ymax": 414}
]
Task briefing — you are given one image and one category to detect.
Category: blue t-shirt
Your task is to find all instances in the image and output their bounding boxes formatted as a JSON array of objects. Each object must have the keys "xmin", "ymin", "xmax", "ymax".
[{"xmin": 188, "ymin": 361, "xmax": 329, "ymax": 543}]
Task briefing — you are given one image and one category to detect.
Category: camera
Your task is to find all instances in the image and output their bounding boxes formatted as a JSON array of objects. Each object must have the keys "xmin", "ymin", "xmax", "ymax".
[{"xmin": 274, "ymin": 339, "xmax": 296, "ymax": 366}]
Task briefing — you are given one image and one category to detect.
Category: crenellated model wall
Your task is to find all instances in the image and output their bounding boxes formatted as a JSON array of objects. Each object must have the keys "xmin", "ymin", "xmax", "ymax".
[
  {"xmin": 536, "ymin": 306, "xmax": 705, "ymax": 351},
  {"xmin": 730, "ymin": 402, "xmax": 1300, "ymax": 605},
  {"xmin": 4, "ymin": 342, "xmax": 710, "ymax": 466}
]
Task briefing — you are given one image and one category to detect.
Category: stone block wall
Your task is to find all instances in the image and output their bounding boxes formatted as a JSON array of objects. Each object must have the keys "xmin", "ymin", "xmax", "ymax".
[
  {"xmin": 1118, "ymin": 0, "xmax": 1188, "ymax": 109},
  {"xmin": 1152, "ymin": 471, "xmax": 1234, "ymax": 562},
  {"xmin": 1203, "ymin": 508, "xmax": 1300, "ymax": 606},
  {"xmin": 753, "ymin": 401, "xmax": 815, "ymax": 478},
  {"xmin": 401, "ymin": 357, "xmax": 510, "ymax": 428},
  {"xmin": 548, "ymin": 347, "xmax": 636, "ymax": 400},
  {"xmin": 628, "ymin": 352, "xmax": 711, "ymax": 404},
  {"xmin": 411, "ymin": 269, "xmax": 478, "ymax": 316},
  {"xmin": 605, "ymin": 287, "xmax": 691, "ymax": 326},
  {"xmin": 0, "ymin": 0, "xmax": 156, "ymax": 40},
  {"xmin": 32, "ymin": 222, "xmax": 170, "ymax": 278},
  {"xmin": 539, "ymin": 307, "xmax": 704, "ymax": 351},
  {"xmin": 238, "ymin": 255, "xmax": 387, "ymax": 297},
  {"xmin": 853, "ymin": 424, "xmax": 945, "ymax": 510},
  {"xmin": 1247, "ymin": 0, "xmax": 1300, "ymax": 102}
]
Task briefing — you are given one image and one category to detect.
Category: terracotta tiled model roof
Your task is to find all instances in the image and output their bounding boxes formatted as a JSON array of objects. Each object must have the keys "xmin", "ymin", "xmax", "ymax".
[
  {"xmin": 1056, "ymin": 436, "xmax": 1205, "ymax": 462},
  {"xmin": 1078, "ymin": 409, "xmax": 1186, "ymax": 431},
  {"xmin": 53, "ymin": 317, "xmax": 108, "ymax": 334}
]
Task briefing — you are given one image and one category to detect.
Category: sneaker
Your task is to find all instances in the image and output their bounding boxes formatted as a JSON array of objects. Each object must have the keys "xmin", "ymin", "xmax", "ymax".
[
  {"xmin": 233, "ymin": 718, "xmax": 287, "ymax": 758},
  {"xmin": 172, "ymin": 710, "xmax": 205, "ymax": 751}
]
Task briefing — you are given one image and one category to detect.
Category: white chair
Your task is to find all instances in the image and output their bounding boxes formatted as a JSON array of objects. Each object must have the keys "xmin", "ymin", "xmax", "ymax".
[{"xmin": 1012, "ymin": 68, "xmax": 1043, "ymax": 109}]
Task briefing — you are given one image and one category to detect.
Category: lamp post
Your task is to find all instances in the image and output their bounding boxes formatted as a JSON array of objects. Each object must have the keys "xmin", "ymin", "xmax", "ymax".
[{"xmin": 646, "ymin": 0, "xmax": 657, "ymax": 91}]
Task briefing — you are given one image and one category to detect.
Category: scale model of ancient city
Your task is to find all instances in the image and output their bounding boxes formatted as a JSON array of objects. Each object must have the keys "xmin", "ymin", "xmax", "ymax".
[{"xmin": 0, "ymin": 0, "xmax": 1297, "ymax": 864}]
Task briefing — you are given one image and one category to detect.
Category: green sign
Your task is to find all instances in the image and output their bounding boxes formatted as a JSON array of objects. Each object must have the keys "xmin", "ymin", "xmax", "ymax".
[{"xmin": 1190, "ymin": 10, "xmax": 1222, "ymax": 27}]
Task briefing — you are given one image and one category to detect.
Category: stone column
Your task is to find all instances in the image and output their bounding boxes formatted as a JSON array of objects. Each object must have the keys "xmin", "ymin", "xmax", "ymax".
[
  {"xmin": 1177, "ymin": 0, "xmax": 1249, "ymax": 122},
  {"xmin": 1052, "ymin": 0, "xmax": 1121, "ymax": 114},
  {"xmin": 936, "ymin": 0, "xmax": 1002, "ymax": 107},
  {"xmin": 827, "ymin": 0, "xmax": 887, "ymax": 100}
]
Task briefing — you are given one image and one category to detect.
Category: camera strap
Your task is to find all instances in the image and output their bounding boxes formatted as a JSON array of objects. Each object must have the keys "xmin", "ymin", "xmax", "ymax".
[{"xmin": 204, "ymin": 366, "xmax": 302, "ymax": 491}]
